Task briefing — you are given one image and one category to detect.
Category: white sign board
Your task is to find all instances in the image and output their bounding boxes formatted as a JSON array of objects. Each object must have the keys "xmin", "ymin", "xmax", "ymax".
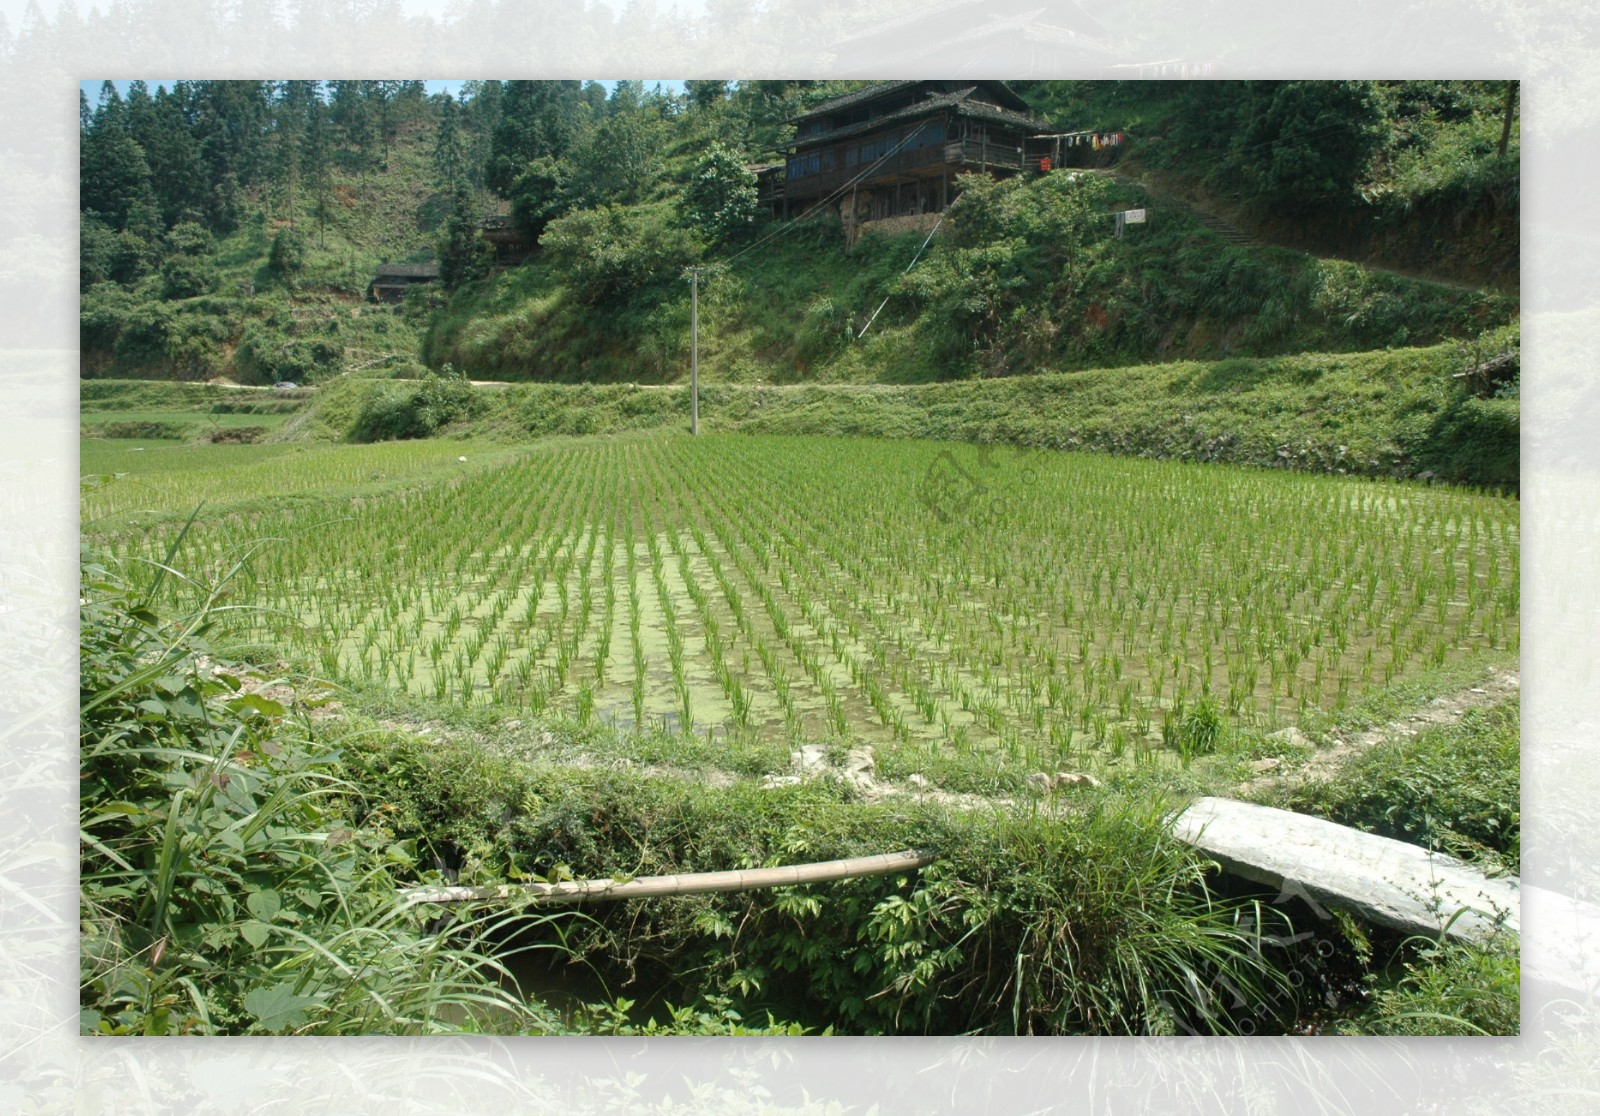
[{"xmin": 1124, "ymin": 208, "xmax": 1147, "ymax": 224}]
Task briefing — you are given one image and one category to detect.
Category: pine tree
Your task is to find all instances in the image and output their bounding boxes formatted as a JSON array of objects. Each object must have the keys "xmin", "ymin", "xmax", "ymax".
[
  {"xmin": 432, "ymin": 92, "xmax": 468, "ymax": 195},
  {"xmin": 302, "ymin": 83, "xmax": 335, "ymax": 247},
  {"xmin": 460, "ymin": 80, "xmax": 504, "ymax": 194},
  {"xmin": 486, "ymin": 80, "xmax": 582, "ymax": 197},
  {"xmin": 80, "ymin": 89, "xmax": 160, "ymax": 237},
  {"xmin": 331, "ymin": 80, "xmax": 377, "ymax": 174},
  {"xmin": 438, "ymin": 185, "xmax": 490, "ymax": 290},
  {"xmin": 268, "ymin": 80, "xmax": 311, "ymax": 223}
]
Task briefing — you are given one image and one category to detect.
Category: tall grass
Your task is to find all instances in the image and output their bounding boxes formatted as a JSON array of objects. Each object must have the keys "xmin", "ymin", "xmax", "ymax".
[
  {"xmin": 338, "ymin": 723, "xmax": 1303, "ymax": 1035},
  {"xmin": 78, "ymin": 540, "xmax": 570, "ymax": 1035}
]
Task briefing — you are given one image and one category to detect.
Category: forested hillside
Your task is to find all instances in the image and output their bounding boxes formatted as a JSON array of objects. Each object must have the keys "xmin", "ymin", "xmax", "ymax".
[
  {"xmin": 1017, "ymin": 80, "xmax": 1520, "ymax": 288},
  {"xmin": 79, "ymin": 79, "xmax": 1518, "ymax": 388}
]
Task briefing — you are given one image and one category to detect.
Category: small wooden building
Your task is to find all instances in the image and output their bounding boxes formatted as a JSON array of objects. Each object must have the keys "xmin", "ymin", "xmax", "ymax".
[
  {"xmin": 368, "ymin": 261, "xmax": 440, "ymax": 304},
  {"xmin": 479, "ymin": 214, "xmax": 533, "ymax": 265},
  {"xmin": 757, "ymin": 80, "xmax": 1057, "ymax": 231}
]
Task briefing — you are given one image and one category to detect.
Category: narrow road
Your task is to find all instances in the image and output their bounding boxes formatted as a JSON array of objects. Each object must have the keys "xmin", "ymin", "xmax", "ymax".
[{"xmin": 1087, "ymin": 167, "xmax": 1496, "ymax": 294}]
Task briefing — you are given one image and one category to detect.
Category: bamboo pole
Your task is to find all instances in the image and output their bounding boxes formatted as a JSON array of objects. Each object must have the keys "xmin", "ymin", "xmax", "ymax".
[{"xmin": 400, "ymin": 849, "xmax": 936, "ymax": 907}]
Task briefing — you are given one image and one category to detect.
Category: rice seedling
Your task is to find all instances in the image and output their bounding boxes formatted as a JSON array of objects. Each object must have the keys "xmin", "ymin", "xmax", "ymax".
[{"xmin": 97, "ymin": 434, "xmax": 1518, "ymax": 779}]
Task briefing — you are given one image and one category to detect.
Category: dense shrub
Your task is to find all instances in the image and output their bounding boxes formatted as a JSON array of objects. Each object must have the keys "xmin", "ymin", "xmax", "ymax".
[
  {"xmin": 1286, "ymin": 698, "xmax": 1520, "ymax": 872},
  {"xmin": 541, "ymin": 202, "xmax": 704, "ymax": 305},
  {"xmin": 351, "ymin": 367, "xmax": 480, "ymax": 441},
  {"xmin": 79, "ymin": 546, "xmax": 557, "ymax": 1035},
  {"xmin": 267, "ymin": 226, "xmax": 306, "ymax": 286},
  {"xmin": 341, "ymin": 724, "xmax": 1300, "ymax": 1035},
  {"xmin": 235, "ymin": 321, "xmax": 344, "ymax": 385}
]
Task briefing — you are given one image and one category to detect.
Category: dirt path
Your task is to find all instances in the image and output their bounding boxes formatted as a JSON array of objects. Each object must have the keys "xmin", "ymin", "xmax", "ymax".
[
  {"xmin": 1089, "ymin": 167, "xmax": 1497, "ymax": 294},
  {"xmin": 1242, "ymin": 665, "xmax": 1520, "ymax": 796}
]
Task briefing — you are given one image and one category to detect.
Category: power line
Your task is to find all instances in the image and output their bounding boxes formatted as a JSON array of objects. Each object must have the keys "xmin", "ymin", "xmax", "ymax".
[{"xmin": 855, "ymin": 195, "xmax": 960, "ymax": 341}]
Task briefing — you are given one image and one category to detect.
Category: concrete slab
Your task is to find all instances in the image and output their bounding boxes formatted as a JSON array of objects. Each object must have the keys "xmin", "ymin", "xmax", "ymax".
[{"xmin": 1170, "ymin": 796, "xmax": 1519, "ymax": 943}]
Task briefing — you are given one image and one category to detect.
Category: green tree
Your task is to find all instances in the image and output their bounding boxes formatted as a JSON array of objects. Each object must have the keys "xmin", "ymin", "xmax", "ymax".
[
  {"xmin": 900, "ymin": 171, "xmax": 1111, "ymax": 373},
  {"xmin": 431, "ymin": 92, "xmax": 468, "ymax": 194},
  {"xmin": 188, "ymin": 81, "xmax": 272, "ymax": 232},
  {"xmin": 80, "ymin": 97, "xmax": 161, "ymax": 237},
  {"xmin": 1242, "ymin": 81, "xmax": 1385, "ymax": 211},
  {"xmin": 158, "ymin": 221, "xmax": 218, "ymax": 299},
  {"xmin": 459, "ymin": 79, "xmax": 503, "ymax": 193},
  {"xmin": 302, "ymin": 85, "xmax": 335, "ymax": 247},
  {"xmin": 683, "ymin": 142, "xmax": 757, "ymax": 241},
  {"xmin": 268, "ymin": 226, "xmax": 306, "ymax": 287},
  {"xmin": 266, "ymin": 80, "xmax": 313, "ymax": 223},
  {"xmin": 541, "ymin": 202, "xmax": 703, "ymax": 305},
  {"xmin": 136, "ymin": 86, "xmax": 208, "ymax": 227},
  {"xmin": 685, "ymin": 80, "xmax": 729, "ymax": 112},
  {"xmin": 565, "ymin": 108, "xmax": 667, "ymax": 208},
  {"xmin": 330, "ymin": 80, "xmax": 377, "ymax": 173},
  {"xmin": 438, "ymin": 186, "xmax": 491, "ymax": 290},
  {"xmin": 508, "ymin": 155, "xmax": 572, "ymax": 241},
  {"xmin": 486, "ymin": 80, "xmax": 582, "ymax": 196}
]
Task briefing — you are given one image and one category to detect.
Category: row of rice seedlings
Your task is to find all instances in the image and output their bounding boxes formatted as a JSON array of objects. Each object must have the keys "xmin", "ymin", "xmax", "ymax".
[
  {"xmin": 643, "ymin": 492, "xmax": 695, "ymax": 731},
  {"xmin": 104, "ymin": 433, "xmax": 1517, "ymax": 764},
  {"xmin": 665, "ymin": 440, "xmax": 945, "ymax": 750},
  {"xmin": 689, "ymin": 434, "xmax": 1517, "ymax": 758}
]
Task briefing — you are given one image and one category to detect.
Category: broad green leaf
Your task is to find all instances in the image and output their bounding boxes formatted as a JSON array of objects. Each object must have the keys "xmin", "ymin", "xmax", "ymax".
[
  {"xmin": 238, "ymin": 921, "xmax": 270, "ymax": 948},
  {"xmin": 242, "ymin": 982, "xmax": 316, "ymax": 1033},
  {"xmin": 227, "ymin": 694, "xmax": 287, "ymax": 719},
  {"xmin": 246, "ymin": 889, "xmax": 282, "ymax": 922}
]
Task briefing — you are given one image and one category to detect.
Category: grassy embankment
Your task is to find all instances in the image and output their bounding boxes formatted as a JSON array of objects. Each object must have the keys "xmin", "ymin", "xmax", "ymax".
[
  {"xmin": 286, "ymin": 333, "xmax": 1518, "ymax": 489},
  {"xmin": 425, "ymin": 173, "xmax": 1516, "ymax": 388}
]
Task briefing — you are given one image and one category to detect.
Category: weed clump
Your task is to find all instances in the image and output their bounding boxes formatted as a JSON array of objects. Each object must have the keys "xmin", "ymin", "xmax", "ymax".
[{"xmin": 79, "ymin": 544, "xmax": 561, "ymax": 1035}]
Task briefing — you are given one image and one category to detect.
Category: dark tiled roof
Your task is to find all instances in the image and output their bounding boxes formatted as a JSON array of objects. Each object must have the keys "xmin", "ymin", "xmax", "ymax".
[
  {"xmin": 789, "ymin": 87, "xmax": 1046, "ymax": 150},
  {"xmin": 373, "ymin": 262, "xmax": 440, "ymax": 279},
  {"xmin": 791, "ymin": 80, "xmax": 921, "ymax": 122},
  {"xmin": 791, "ymin": 79, "xmax": 1032, "ymax": 124}
]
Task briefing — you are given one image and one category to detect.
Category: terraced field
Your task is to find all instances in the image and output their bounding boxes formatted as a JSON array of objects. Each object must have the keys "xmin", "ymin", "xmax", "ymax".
[{"xmin": 89, "ymin": 433, "xmax": 1520, "ymax": 780}]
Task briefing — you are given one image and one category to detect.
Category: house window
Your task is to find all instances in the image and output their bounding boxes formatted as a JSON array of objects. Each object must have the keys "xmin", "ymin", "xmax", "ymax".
[{"xmin": 786, "ymin": 150, "xmax": 822, "ymax": 180}]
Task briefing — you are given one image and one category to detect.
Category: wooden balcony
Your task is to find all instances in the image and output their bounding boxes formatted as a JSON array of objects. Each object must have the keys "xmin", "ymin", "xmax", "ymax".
[{"xmin": 781, "ymin": 139, "xmax": 1027, "ymax": 203}]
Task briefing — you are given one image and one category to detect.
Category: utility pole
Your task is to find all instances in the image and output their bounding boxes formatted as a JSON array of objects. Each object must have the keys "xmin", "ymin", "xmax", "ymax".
[{"xmin": 685, "ymin": 266, "xmax": 702, "ymax": 435}]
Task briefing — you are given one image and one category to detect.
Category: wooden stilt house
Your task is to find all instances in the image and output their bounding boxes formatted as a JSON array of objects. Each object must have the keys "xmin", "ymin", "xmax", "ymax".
[{"xmin": 756, "ymin": 80, "xmax": 1058, "ymax": 238}]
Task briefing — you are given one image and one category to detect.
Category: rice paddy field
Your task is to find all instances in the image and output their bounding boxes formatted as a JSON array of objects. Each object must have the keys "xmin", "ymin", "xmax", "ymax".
[{"xmin": 84, "ymin": 431, "xmax": 1520, "ymax": 783}]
